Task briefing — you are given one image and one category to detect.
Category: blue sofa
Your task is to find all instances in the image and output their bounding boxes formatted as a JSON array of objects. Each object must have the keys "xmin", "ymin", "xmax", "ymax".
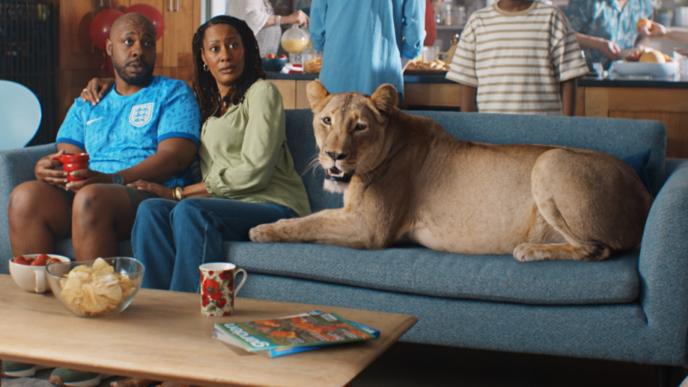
[{"xmin": 2, "ymin": 110, "xmax": 687, "ymax": 369}]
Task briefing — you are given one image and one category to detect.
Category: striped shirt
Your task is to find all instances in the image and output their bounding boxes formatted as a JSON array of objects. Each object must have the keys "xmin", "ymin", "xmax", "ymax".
[{"xmin": 446, "ymin": 1, "xmax": 589, "ymax": 115}]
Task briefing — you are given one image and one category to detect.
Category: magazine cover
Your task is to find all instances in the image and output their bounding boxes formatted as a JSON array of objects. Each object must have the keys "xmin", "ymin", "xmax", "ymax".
[{"xmin": 213, "ymin": 310, "xmax": 380, "ymax": 358}]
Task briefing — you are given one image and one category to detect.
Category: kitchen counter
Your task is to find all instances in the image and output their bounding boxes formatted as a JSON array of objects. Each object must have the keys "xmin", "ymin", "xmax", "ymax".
[
  {"xmin": 579, "ymin": 76, "xmax": 688, "ymax": 88},
  {"xmin": 267, "ymin": 71, "xmax": 688, "ymax": 87},
  {"xmin": 576, "ymin": 75, "xmax": 688, "ymax": 158},
  {"xmin": 266, "ymin": 71, "xmax": 455, "ymax": 83},
  {"xmin": 266, "ymin": 71, "xmax": 462, "ymax": 109}
]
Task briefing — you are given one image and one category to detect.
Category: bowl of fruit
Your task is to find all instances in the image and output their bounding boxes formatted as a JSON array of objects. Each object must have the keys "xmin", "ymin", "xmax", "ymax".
[
  {"xmin": 9, "ymin": 253, "xmax": 71, "ymax": 293},
  {"xmin": 261, "ymin": 54, "xmax": 288, "ymax": 72}
]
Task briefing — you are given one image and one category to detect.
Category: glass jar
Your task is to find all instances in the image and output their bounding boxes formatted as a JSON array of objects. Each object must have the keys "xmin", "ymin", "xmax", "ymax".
[
  {"xmin": 281, "ymin": 25, "xmax": 310, "ymax": 54},
  {"xmin": 281, "ymin": 24, "xmax": 311, "ymax": 65}
]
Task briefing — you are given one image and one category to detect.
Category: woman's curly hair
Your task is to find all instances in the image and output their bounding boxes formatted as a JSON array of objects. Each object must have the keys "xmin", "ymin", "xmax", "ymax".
[{"xmin": 192, "ymin": 15, "xmax": 265, "ymax": 122}]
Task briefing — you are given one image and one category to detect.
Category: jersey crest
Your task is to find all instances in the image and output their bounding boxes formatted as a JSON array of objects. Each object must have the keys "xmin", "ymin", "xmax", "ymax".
[{"xmin": 129, "ymin": 103, "xmax": 154, "ymax": 127}]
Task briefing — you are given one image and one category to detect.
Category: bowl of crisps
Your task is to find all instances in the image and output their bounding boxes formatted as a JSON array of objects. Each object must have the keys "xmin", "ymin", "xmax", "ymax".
[{"xmin": 46, "ymin": 257, "xmax": 144, "ymax": 318}]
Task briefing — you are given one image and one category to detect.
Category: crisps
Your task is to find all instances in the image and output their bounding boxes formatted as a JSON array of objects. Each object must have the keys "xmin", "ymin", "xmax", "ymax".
[{"xmin": 59, "ymin": 258, "xmax": 136, "ymax": 316}]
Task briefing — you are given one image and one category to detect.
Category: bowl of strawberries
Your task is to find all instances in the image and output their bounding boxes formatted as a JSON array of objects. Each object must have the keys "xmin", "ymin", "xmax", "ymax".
[
  {"xmin": 9, "ymin": 253, "xmax": 71, "ymax": 293},
  {"xmin": 261, "ymin": 53, "xmax": 288, "ymax": 72}
]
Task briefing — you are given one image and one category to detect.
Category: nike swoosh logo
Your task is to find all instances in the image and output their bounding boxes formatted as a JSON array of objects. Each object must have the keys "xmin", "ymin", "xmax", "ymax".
[{"xmin": 86, "ymin": 117, "xmax": 104, "ymax": 125}]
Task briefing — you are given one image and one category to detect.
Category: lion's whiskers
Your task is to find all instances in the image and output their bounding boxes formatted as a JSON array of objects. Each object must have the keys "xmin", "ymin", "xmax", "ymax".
[{"xmin": 301, "ymin": 156, "xmax": 322, "ymax": 177}]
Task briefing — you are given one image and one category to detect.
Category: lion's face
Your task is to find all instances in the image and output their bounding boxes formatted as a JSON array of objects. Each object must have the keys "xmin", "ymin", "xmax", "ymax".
[{"xmin": 306, "ymin": 81, "xmax": 398, "ymax": 193}]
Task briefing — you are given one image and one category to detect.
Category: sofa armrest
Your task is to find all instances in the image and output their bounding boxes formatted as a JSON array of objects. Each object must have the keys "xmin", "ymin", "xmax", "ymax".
[
  {"xmin": 0, "ymin": 144, "xmax": 56, "ymax": 273},
  {"xmin": 638, "ymin": 158, "xmax": 688, "ymax": 356}
]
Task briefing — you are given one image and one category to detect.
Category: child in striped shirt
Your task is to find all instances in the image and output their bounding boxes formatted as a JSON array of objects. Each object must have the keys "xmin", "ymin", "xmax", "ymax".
[{"xmin": 446, "ymin": 0, "xmax": 589, "ymax": 115}]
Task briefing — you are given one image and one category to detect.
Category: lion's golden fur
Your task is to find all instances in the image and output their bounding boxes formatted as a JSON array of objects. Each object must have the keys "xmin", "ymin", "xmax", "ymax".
[{"xmin": 249, "ymin": 81, "xmax": 652, "ymax": 261}]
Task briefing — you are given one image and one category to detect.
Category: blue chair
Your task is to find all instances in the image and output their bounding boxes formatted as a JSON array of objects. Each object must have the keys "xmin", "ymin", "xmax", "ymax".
[{"xmin": 0, "ymin": 80, "xmax": 41, "ymax": 151}]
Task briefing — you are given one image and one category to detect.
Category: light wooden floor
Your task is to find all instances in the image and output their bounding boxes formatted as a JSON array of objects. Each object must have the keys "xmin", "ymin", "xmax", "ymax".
[{"xmin": 3, "ymin": 342, "xmax": 686, "ymax": 387}]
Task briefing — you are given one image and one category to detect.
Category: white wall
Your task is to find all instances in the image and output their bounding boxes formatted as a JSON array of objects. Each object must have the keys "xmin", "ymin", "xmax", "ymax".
[{"xmin": 207, "ymin": 0, "xmax": 227, "ymax": 19}]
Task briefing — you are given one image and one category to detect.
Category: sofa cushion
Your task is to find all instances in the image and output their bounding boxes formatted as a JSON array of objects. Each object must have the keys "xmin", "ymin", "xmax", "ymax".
[
  {"xmin": 622, "ymin": 150, "xmax": 651, "ymax": 190},
  {"xmin": 227, "ymin": 242, "xmax": 639, "ymax": 305}
]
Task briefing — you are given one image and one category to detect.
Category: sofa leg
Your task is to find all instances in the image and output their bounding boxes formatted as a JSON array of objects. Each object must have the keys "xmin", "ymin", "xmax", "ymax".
[
  {"xmin": 656, "ymin": 366, "xmax": 688, "ymax": 387},
  {"xmin": 678, "ymin": 367, "xmax": 688, "ymax": 387},
  {"xmin": 656, "ymin": 366, "xmax": 671, "ymax": 387}
]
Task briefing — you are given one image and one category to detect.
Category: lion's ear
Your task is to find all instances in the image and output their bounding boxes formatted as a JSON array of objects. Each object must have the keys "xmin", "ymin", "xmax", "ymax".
[
  {"xmin": 306, "ymin": 80, "xmax": 330, "ymax": 111},
  {"xmin": 371, "ymin": 83, "xmax": 398, "ymax": 115}
]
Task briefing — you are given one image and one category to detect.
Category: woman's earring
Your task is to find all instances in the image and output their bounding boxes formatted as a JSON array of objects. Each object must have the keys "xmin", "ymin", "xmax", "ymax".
[{"xmin": 203, "ymin": 63, "xmax": 208, "ymax": 72}]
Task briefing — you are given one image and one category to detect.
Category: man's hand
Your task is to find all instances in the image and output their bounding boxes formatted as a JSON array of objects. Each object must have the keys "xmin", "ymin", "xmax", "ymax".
[
  {"xmin": 35, "ymin": 150, "xmax": 68, "ymax": 187},
  {"xmin": 127, "ymin": 179, "xmax": 174, "ymax": 199},
  {"xmin": 80, "ymin": 77, "xmax": 114, "ymax": 106},
  {"xmin": 64, "ymin": 169, "xmax": 115, "ymax": 191}
]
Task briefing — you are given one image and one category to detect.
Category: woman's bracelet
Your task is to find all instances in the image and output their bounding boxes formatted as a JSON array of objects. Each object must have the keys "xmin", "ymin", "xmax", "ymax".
[
  {"xmin": 276, "ymin": 15, "xmax": 282, "ymax": 25},
  {"xmin": 173, "ymin": 186, "xmax": 184, "ymax": 201}
]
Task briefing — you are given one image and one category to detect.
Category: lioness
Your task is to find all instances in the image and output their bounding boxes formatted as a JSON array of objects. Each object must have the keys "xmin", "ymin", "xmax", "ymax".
[{"xmin": 249, "ymin": 81, "xmax": 652, "ymax": 262}]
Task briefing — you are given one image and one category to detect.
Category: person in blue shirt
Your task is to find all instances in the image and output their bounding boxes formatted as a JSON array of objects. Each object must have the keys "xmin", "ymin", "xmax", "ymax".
[
  {"xmin": 7, "ymin": 13, "xmax": 200, "ymax": 264},
  {"xmin": 309, "ymin": 0, "xmax": 424, "ymax": 98},
  {"xmin": 564, "ymin": 0, "xmax": 654, "ymax": 69}
]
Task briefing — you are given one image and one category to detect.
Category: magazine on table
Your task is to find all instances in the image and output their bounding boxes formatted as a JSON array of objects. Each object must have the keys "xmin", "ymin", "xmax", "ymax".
[{"xmin": 213, "ymin": 310, "xmax": 380, "ymax": 358}]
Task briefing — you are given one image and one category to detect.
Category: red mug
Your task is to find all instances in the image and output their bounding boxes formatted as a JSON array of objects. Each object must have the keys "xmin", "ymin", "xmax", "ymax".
[{"xmin": 53, "ymin": 153, "xmax": 89, "ymax": 182}]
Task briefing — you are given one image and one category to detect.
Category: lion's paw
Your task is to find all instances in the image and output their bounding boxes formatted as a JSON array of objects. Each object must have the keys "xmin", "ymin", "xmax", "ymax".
[
  {"xmin": 249, "ymin": 224, "xmax": 277, "ymax": 243},
  {"xmin": 513, "ymin": 243, "xmax": 541, "ymax": 262}
]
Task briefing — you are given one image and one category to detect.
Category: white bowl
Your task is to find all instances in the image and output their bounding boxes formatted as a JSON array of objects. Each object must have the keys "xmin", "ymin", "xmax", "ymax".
[
  {"xmin": 9, "ymin": 253, "xmax": 71, "ymax": 293},
  {"xmin": 610, "ymin": 60, "xmax": 678, "ymax": 78}
]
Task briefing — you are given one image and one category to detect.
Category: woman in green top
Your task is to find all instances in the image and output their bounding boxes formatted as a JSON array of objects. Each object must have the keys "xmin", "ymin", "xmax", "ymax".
[{"xmin": 87, "ymin": 15, "xmax": 310, "ymax": 292}]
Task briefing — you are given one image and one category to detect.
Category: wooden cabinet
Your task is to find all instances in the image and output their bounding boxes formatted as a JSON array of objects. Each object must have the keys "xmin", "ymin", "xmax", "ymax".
[
  {"xmin": 270, "ymin": 78, "xmax": 462, "ymax": 110},
  {"xmin": 134, "ymin": 0, "xmax": 200, "ymax": 74},
  {"xmin": 270, "ymin": 80, "xmax": 297, "ymax": 108},
  {"xmin": 578, "ymin": 86, "xmax": 688, "ymax": 158},
  {"xmin": 270, "ymin": 79, "xmax": 311, "ymax": 109},
  {"xmin": 57, "ymin": 0, "xmax": 200, "ymax": 123},
  {"xmin": 403, "ymin": 83, "xmax": 460, "ymax": 109}
]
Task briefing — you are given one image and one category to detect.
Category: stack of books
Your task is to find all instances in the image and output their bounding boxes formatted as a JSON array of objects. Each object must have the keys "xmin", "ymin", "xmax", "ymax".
[{"xmin": 213, "ymin": 310, "xmax": 380, "ymax": 358}]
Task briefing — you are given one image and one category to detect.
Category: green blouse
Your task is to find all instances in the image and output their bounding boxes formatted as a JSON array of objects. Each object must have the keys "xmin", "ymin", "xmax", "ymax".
[{"xmin": 200, "ymin": 79, "xmax": 310, "ymax": 217}]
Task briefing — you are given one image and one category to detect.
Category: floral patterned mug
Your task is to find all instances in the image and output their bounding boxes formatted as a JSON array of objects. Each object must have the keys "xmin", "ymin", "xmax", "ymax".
[{"xmin": 198, "ymin": 262, "xmax": 248, "ymax": 317}]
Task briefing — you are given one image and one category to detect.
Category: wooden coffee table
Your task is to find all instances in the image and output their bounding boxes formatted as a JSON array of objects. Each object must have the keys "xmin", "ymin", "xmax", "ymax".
[{"xmin": 0, "ymin": 275, "xmax": 416, "ymax": 386}]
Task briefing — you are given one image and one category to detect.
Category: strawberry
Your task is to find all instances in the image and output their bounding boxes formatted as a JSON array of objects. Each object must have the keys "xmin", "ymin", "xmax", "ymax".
[
  {"xmin": 31, "ymin": 254, "xmax": 49, "ymax": 266},
  {"xmin": 12, "ymin": 255, "xmax": 30, "ymax": 265}
]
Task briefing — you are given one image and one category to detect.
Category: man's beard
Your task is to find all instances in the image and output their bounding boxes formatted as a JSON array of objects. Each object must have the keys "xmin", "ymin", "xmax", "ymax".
[{"xmin": 114, "ymin": 61, "xmax": 154, "ymax": 86}]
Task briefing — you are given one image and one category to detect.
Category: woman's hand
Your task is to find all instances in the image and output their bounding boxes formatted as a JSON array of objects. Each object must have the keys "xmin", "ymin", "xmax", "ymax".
[
  {"xmin": 35, "ymin": 150, "xmax": 67, "ymax": 187},
  {"xmin": 80, "ymin": 77, "xmax": 114, "ymax": 106},
  {"xmin": 637, "ymin": 19, "xmax": 667, "ymax": 37},
  {"xmin": 596, "ymin": 38, "xmax": 622, "ymax": 60},
  {"xmin": 128, "ymin": 179, "xmax": 174, "ymax": 200},
  {"xmin": 288, "ymin": 10, "xmax": 309, "ymax": 27}
]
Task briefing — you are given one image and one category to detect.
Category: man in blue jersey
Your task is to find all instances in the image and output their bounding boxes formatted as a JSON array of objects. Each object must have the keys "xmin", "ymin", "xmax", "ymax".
[{"xmin": 7, "ymin": 12, "xmax": 201, "ymax": 262}]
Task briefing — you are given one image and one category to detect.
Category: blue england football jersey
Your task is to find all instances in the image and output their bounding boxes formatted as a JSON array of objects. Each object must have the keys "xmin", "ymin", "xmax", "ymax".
[{"xmin": 56, "ymin": 76, "xmax": 201, "ymax": 187}]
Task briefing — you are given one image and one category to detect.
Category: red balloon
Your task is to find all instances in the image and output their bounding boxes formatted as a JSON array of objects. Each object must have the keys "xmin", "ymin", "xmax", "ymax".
[
  {"xmin": 126, "ymin": 4, "xmax": 164, "ymax": 40},
  {"xmin": 89, "ymin": 8, "xmax": 124, "ymax": 51}
]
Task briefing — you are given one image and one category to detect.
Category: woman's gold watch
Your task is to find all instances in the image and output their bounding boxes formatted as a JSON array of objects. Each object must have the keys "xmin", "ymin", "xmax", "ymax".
[{"xmin": 173, "ymin": 186, "xmax": 184, "ymax": 201}]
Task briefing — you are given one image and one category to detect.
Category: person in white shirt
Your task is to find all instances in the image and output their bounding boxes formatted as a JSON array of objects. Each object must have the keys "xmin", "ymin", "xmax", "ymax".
[
  {"xmin": 227, "ymin": 0, "xmax": 308, "ymax": 57},
  {"xmin": 447, "ymin": 0, "xmax": 589, "ymax": 116}
]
